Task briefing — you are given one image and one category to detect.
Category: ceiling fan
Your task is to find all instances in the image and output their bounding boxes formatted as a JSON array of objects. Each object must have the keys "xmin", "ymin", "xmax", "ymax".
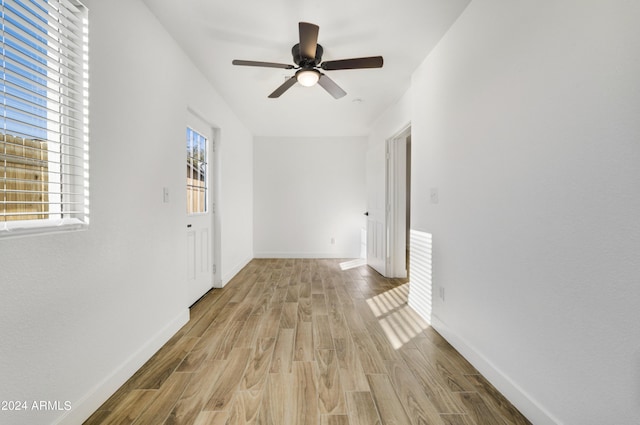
[{"xmin": 232, "ymin": 22, "xmax": 383, "ymax": 99}]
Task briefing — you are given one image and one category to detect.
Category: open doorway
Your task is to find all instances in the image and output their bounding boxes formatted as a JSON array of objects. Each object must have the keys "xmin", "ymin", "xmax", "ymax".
[{"xmin": 387, "ymin": 125, "xmax": 412, "ymax": 278}]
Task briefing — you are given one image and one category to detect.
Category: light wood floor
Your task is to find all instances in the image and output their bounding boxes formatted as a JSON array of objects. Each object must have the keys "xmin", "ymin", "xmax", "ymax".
[{"xmin": 85, "ymin": 258, "xmax": 531, "ymax": 425}]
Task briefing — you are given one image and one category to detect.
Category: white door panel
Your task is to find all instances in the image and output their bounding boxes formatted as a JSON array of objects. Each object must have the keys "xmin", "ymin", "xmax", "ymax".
[
  {"xmin": 366, "ymin": 143, "xmax": 387, "ymax": 275},
  {"xmin": 186, "ymin": 113, "xmax": 214, "ymax": 306},
  {"xmin": 187, "ymin": 231, "xmax": 196, "ymax": 280}
]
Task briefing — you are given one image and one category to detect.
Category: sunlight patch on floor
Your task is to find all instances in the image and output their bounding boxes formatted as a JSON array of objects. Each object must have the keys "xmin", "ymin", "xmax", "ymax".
[
  {"xmin": 366, "ymin": 283, "xmax": 429, "ymax": 349},
  {"xmin": 339, "ymin": 258, "xmax": 367, "ymax": 270}
]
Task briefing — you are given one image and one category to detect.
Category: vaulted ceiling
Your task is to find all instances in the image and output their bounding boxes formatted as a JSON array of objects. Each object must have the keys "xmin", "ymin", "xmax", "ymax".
[{"xmin": 141, "ymin": 0, "xmax": 471, "ymax": 137}]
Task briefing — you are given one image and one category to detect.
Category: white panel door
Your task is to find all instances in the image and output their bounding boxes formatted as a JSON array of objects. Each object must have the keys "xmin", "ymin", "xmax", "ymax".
[
  {"xmin": 365, "ymin": 143, "xmax": 387, "ymax": 275},
  {"xmin": 186, "ymin": 113, "xmax": 214, "ymax": 306}
]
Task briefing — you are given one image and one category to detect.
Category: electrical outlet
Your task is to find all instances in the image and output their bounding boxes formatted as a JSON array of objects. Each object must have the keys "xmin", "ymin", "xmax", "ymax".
[
  {"xmin": 439, "ymin": 286, "xmax": 445, "ymax": 301},
  {"xmin": 163, "ymin": 187, "xmax": 170, "ymax": 203},
  {"xmin": 331, "ymin": 237, "xmax": 336, "ymax": 245}
]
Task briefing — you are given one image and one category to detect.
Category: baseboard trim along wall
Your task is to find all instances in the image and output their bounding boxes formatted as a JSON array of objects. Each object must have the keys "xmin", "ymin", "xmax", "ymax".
[
  {"xmin": 253, "ymin": 252, "xmax": 362, "ymax": 259},
  {"xmin": 430, "ymin": 314, "xmax": 562, "ymax": 425},
  {"xmin": 55, "ymin": 309, "xmax": 190, "ymax": 425},
  {"xmin": 220, "ymin": 255, "xmax": 254, "ymax": 288}
]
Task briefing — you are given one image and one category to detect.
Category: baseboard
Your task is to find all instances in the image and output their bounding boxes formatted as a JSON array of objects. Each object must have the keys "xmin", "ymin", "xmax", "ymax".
[
  {"xmin": 430, "ymin": 315, "xmax": 562, "ymax": 425},
  {"xmin": 253, "ymin": 251, "xmax": 359, "ymax": 259},
  {"xmin": 54, "ymin": 309, "xmax": 190, "ymax": 425},
  {"xmin": 219, "ymin": 255, "xmax": 253, "ymax": 287}
]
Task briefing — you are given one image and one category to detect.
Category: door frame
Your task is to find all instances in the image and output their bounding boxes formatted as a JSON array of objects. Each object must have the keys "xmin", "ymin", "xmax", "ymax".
[
  {"xmin": 186, "ymin": 108, "xmax": 222, "ymax": 290},
  {"xmin": 210, "ymin": 124, "xmax": 221, "ymax": 288},
  {"xmin": 386, "ymin": 124, "xmax": 411, "ymax": 278}
]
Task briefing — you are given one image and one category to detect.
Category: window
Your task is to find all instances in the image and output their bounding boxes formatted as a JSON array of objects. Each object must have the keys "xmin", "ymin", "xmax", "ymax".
[
  {"xmin": 0, "ymin": 0, "xmax": 89, "ymax": 237},
  {"xmin": 186, "ymin": 127, "xmax": 207, "ymax": 215}
]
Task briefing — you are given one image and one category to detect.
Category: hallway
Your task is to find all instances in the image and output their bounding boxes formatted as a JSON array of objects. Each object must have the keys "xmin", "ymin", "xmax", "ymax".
[{"xmin": 85, "ymin": 259, "xmax": 530, "ymax": 425}]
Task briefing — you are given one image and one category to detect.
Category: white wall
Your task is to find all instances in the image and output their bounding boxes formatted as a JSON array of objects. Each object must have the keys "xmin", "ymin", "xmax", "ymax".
[
  {"xmin": 0, "ymin": 0, "xmax": 253, "ymax": 424},
  {"xmin": 367, "ymin": 91, "xmax": 412, "ymax": 154},
  {"xmin": 410, "ymin": 1, "xmax": 640, "ymax": 424},
  {"xmin": 254, "ymin": 137, "xmax": 366, "ymax": 258}
]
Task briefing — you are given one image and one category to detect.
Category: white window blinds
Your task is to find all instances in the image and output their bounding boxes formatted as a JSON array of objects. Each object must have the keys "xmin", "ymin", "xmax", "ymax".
[{"xmin": 0, "ymin": 0, "xmax": 89, "ymax": 236}]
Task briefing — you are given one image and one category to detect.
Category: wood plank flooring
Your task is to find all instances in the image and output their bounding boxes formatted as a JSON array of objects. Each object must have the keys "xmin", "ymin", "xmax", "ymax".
[{"xmin": 84, "ymin": 259, "xmax": 532, "ymax": 425}]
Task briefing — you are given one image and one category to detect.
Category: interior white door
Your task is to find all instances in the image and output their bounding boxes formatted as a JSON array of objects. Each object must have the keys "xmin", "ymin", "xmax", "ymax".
[
  {"xmin": 365, "ymin": 143, "xmax": 387, "ymax": 275},
  {"xmin": 186, "ymin": 113, "xmax": 214, "ymax": 306}
]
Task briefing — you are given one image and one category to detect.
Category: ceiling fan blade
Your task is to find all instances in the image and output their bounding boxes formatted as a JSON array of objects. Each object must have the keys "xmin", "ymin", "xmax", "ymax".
[
  {"xmin": 299, "ymin": 22, "xmax": 319, "ymax": 59},
  {"xmin": 232, "ymin": 59, "xmax": 294, "ymax": 69},
  {"xmin": 318, "ymin": 74, "xmax": 346, "ymax": 99},
  {"xmin": 268, "ymin": 76, "xmax": 298, "ymax": 98},
  {"xmin": 321, "ymin": 56, "xmax": 384, "ymax": 71}
]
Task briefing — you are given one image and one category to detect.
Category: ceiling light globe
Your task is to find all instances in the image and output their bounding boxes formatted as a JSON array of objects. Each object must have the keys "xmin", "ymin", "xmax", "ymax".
[{"xmin": 296, "ymin": 69, "xmax": 320, "ymax": 87}]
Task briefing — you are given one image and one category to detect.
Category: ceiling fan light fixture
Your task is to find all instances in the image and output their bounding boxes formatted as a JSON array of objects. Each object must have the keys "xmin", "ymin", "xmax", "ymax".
[{"xmin": 296, "ymin": 69, "xmax": 320, "ymax": 87}]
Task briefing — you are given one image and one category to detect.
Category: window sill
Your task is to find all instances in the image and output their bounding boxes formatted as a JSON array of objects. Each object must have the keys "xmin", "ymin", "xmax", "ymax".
[{"xmin": 0, "ymin": 219, "xmax": 88, "ymax": 240}]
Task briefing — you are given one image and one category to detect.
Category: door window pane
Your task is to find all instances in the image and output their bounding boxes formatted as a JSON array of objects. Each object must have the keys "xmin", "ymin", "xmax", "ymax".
[{"xmin": 187, "ymin": 127, "xmax": 207, "ymax": 214}]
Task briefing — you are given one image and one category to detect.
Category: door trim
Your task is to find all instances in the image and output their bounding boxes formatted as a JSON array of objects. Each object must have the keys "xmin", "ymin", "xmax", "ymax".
[
  {"xmin": 386, "ymin": 123, "xmax": 411, "ymax": 278},
  {"xmin": 186, "ymin": 107, "xmax": 222, "ymax": 290}
]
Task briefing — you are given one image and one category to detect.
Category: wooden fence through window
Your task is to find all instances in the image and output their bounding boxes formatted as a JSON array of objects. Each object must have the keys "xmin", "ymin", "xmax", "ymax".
[
  {"xmin": 187, "ymin": 164, "xmax": 206, "ymax": 215},
  {"xmin": 1, "ymin": 133, "xmax": 49, "ymax": 221}
]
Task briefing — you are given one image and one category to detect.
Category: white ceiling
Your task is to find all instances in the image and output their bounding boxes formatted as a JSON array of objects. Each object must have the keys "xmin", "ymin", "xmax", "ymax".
[{"xmin": 141, "ymin": 0, "xmax": 471, "ymax": 137}]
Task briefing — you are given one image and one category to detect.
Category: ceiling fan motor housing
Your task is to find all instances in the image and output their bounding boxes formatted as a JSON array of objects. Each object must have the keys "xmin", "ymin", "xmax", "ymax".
[{"xmin": 292, "ymin": 43, "xmax": 323, "ymax": 68}]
